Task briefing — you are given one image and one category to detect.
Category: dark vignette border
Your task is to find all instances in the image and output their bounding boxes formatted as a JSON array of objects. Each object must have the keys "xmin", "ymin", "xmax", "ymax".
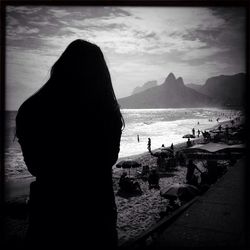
[{"xmin": 0, "ymin": 1, "xmax": 249, "ymax": 249}]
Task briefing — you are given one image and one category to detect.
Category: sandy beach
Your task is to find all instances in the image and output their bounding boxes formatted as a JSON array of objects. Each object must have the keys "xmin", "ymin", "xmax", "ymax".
[
  {"xmin": 3, "ymin": 115, "xmax": 245, "ymax": 248},
  {"xmin": 114, "ymin": 116, "xmax": 245, "ymax": 244}
]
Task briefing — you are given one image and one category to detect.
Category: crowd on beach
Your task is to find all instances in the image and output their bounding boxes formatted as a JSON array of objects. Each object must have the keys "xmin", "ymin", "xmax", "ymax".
[{"xmin": 114, "ymin": 114, "xmax": 245, "ymax": 244}]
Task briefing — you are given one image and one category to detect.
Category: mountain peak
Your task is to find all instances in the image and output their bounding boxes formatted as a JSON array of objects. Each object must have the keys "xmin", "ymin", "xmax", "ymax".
[
  {"xmin": 165, "ymin": 72, "xmax": 176, "ymax": 82},
  {"xmin": 163, "ymin": 73, "xmax": 184, "ymax": 89},
  {"xmin": 176, "ymin": 77, "xmax": 184, "ymax": 86}
]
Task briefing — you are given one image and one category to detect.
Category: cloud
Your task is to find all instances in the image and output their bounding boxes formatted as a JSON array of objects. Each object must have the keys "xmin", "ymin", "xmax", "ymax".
[
  {"xmin": 5, "ymin": 46, "xmax": 56, "ymax": 109},
  {"xmin": 29, "ymin": 20, "xmax": 58, "ymax": 26},
  {"xmin": 7, "ymin": 6, "xmax": 42, "ymax": 15},
  {"xmin": 15, "ymin": 26, "xmax": 39, "ymax": 34},
  {"xmin": 6, "ymin": 16, "xmax": 19, "ymax": 26},
  {"xmin": 48, "ymin": 9, "xmax": 72, "ymax": 18},
  {"xmin": 5, "ymin": 6, "xmax": 246, "ymax": 109},
  {"xmin": 182, "ymin": 47, "xmax": 229, "ymax": 61},
  {"xmin": 6, "ymin": 6, "xmax": 219, "ymax": 56}
]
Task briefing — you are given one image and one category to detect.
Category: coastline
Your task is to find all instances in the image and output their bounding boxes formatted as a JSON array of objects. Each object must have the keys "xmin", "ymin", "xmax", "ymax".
[
  {"xmin": 5, "ymin": 109, "xmax": 241, "ymax": 201},
  {"xmin": 4, "ymin": 115, "xmax": 244, "ymax": 246},
  {"xmin": 5, "ymin": 117, "xmax": 240, "ymax": 200},
  {"xmin": 113, "ymin": 118, "xmax": 237, "ymax": 176}
]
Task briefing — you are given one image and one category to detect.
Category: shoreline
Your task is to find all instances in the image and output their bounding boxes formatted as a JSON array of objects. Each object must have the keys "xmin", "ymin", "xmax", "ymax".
[
  {"xmin": 5, "ymin": 117, "xmax": 241, "ymax": 201},
  {"xmin": 113, "ymin": 118, "xmax": 238, "ymax": 175},
  {"xmin": 3, "ymin": 114, "xmax": 244, "ymax": 247}
]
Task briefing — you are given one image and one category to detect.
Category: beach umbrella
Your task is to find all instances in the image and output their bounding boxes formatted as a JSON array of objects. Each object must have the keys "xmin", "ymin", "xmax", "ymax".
[
  {"xmin": 161, "ymin": 147, "xmax": 174, "ymax": 156},
  {"xmin": 116, "ymin": 160, "xmax": 141, "ymax": 176},
  {"xmin": 160, "ymin": 183, "xmax": 199, "ymax": 201},
  {"xmin": 182, "ymin": 134, "xmax": 195, "ymax": 139},
  {"xmin": 116, "ymin": 160, "xmax": 125, "ymax": 168},
  {"xmin": 161, "ymin": 147, "xmax": 174, "ymax": 153},
  {"xmin": 153, "ymin": 149, "xmax": 171, "ymax": 158},
  {"xmin": 116, "ymin": 160, "xmax": 141, "ymax": 169}
]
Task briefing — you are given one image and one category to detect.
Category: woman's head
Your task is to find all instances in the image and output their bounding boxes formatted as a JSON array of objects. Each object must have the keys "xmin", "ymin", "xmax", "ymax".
[
  {"xmin": 50, "ymin": 40, "xmax": 112, "ymax": 96},
  {"xmin": 50, "ymin": 40, "xmax": 102, "ymax": 80},
  {"xmin": 42, "ymin": 39, "xmax": 124, "ymax": 126}
]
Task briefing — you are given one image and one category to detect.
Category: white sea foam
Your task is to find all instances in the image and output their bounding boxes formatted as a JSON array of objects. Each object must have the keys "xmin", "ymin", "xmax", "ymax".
[
  {"xmin": 5, "ymin": 108, "xmax": 242, "ymax": 180},
  {"xmin": 119, "ymin": 108, "xmax": 241, "ymax": 158}
]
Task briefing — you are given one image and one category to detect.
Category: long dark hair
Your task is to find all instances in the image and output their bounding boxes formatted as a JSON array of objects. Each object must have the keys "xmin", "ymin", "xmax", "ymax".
[{"xmin": 37, "ymin": 39, "xmax": 124, "ymax": 128}]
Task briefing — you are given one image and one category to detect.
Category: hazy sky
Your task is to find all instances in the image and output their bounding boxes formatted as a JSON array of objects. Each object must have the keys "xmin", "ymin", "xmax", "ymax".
[{"xmin": 6, "ymin": 6, "xmax": 246, "ymax": 110}]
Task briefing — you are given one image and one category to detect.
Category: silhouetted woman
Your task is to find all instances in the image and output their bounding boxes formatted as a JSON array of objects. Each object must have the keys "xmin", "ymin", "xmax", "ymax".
[{"xmin": 16, "ymin": 40, "xmax": 124, "ymax": 249}]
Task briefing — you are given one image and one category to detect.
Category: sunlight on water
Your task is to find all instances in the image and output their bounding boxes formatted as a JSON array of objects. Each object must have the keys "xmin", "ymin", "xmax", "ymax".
[
  {"xmin": 5, "ymin": 108, "xmax": 242, "ymax": 180},
  {"xmin": 119, "ymin": 108, "xmax": 241, "ymax": 158}
]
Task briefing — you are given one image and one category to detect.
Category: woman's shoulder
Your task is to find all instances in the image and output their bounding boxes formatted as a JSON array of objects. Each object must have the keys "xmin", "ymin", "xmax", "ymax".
[{"xmin": 16, "ymin": 94, "xmax": 41, "ymax": 123}]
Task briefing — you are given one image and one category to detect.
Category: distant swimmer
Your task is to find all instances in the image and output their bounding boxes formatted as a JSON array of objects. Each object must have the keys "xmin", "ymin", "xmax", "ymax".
[
  {"xmin": 147, "ymin": 138, "xmax": 151, "ymax": 151},
  {"xmin": 192, "ymin": 128, "xmax": 195, "ymax": 136}
]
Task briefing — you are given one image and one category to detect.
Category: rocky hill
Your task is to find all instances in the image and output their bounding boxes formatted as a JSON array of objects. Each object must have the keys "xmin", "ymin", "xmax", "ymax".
[
  {"xmin": 198, "ymin": 73, "xmax": 246, "ymax": 107},
  {"xmin": 131, "ymin": 80, "xmax": 158, "ymax": 95},
  {"xmin": 118, "ymin": 73, "xmax": 213, "ymax": 108}
]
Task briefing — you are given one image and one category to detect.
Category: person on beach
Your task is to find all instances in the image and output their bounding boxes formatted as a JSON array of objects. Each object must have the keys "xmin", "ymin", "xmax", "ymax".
[
  {"xmin": 187, "ymin": 138, "xmax": 192, "ymax": 148},
  {"xmin": 137, "ymin": 134, "xmax": 140, "ymax": 143},
  {"xmin": 16, "ymin": 40, "xmax": 124, "ymax": 249},
  {"xmin": 186, "ymin": 160, "xmax": 202, "ymax": 186},
  {"xmin": 218, "ymin": 125, "xmax": 222, "ymax": 132},
  {"xmin": 202, "ymin": 131, "xmax": 211, "ymax": 143},
  {"xmin": 148, "ymin": 168, "xmax": 160, "ymax": 189},
  {"xmin": 197, "ymin": 129, "xmax": 200, "ymax": 137},
  {"xmin": 119, "ymin": 172, "xmax": 142, "ymax": 194},
  {"xmin": 169, "ymin": 143, "xmax": 174, "ymax": 159},
  {"xmin": 147, "ymin": 138, "xmax": 151, "ymax": 151},
  {"xmin": 176, "ymin": 151, "xmax": 186, "ymax": 166},
  {"xmin": 141, "ymin": 165, "xmax": 150, "ymax": 180},
  {"xmin": 192, "ymin": 128, "xmax": 195, "ymax": 137},
  {"xmin": 119, "ymin": 172, "xmax": 132, "ymax": 191}
]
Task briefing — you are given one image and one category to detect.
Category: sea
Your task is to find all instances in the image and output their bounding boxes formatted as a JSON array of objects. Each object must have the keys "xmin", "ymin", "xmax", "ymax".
[
  {"xmin": 119, "ymin": 108, "xmax": 242, "ymax": 158},
  {"xmin": 4, "ymin": 108, "xmax": 242, "ymax": 182}
]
